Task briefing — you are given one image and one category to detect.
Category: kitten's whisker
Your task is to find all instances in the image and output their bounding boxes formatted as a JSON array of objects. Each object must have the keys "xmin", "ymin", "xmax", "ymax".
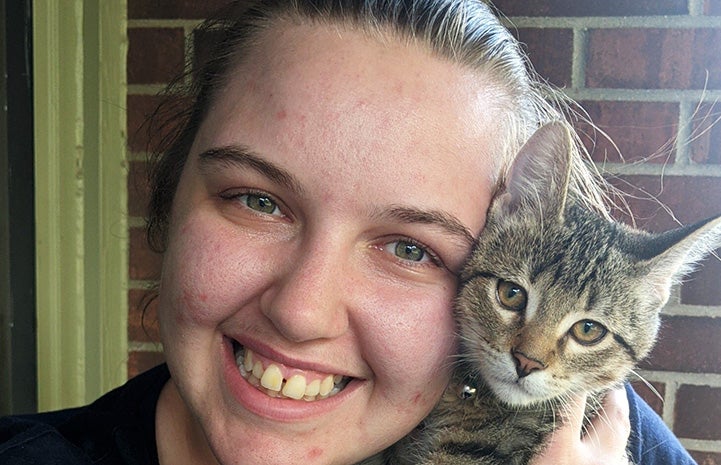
[{"xmin": 628, "ymin": 370, "xmax": 664, "ymax": 403}]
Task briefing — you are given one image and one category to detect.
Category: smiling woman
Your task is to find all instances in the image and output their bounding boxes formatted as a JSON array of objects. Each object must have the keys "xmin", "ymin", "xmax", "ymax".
[{"xmin": 0, "ymin": 1, "xmax": 701, "ymax": 464}]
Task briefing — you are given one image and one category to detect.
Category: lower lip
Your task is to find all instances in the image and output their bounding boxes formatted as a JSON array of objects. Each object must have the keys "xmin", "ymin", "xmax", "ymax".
[{"xmin": 221, "ymin": 337, "xmax": 358, "ymax": 422}]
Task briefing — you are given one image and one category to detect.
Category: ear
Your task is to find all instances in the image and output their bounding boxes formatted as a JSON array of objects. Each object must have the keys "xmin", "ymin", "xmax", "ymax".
[
  {"xmin": 638, "ymin": 215, "xmax": 721, "ymax": 305},
  {"xmin": 495, "ymin": 122, "xmax": 574, "ymax": 221}
]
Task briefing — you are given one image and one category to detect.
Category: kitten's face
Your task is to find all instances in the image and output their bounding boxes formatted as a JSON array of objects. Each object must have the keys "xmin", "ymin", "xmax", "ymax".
[
  {"xmin": 454, "ymin": 122, "xmax": 721, "ymax": 408},
  {"xmin": 456, "ymin": 209, "xmax": 663, "ymax": 407}
]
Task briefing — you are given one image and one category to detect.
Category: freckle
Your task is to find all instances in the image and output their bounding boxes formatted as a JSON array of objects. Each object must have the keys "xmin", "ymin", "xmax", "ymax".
[
  {"xmin": 275, "ymin": 109, "xmax": 287, "ymax": 120},
  {"xmin": 307, "ymin": 447, "xmax": 323, "ymax": 459}
]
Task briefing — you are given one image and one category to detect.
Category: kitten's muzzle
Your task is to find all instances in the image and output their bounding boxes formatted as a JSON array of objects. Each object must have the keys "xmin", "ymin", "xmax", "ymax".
[{"xmin": 512, "ymin": 349, "xmax": 546, "ymax": 378}]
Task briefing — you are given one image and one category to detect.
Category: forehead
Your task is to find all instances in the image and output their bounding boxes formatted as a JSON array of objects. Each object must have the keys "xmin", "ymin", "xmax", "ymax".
[
  {"xmin": 191, "ymin": 21, "xmax": 506, "ymax": 233},
  {"xmin": 201, "ymin": 21, "xmax": 504, "ymax": 152}
]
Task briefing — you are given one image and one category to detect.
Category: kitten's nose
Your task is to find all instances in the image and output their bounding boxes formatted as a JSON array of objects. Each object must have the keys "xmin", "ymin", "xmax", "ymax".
[{"xmin": 512, "ymin": 349, "xmax": 545, "ymax": 378}]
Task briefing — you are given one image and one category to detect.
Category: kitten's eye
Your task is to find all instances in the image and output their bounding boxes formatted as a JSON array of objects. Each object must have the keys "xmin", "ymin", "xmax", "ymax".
[
  {"xmin": 496, "ymin": 280, "xmax": 527, "ymax": 312},
  {"xmin": 240, "ymin": 193, "xmax": 280, "ymax": 215},
  {"xmin": 569, "ymin": 320, "xmax": 607, "ymax": 345}
]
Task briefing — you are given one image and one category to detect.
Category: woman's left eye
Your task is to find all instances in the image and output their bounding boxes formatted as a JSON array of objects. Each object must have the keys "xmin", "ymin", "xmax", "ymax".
[{"xmin": 384, "ymin": 239, "xmax": 439, "ymax": 265}]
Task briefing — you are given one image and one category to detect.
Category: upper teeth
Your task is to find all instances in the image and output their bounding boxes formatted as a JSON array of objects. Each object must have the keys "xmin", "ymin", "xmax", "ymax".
[{"xmin": 235, "ymin": 345, "xmax": 349, "ymax": 401}]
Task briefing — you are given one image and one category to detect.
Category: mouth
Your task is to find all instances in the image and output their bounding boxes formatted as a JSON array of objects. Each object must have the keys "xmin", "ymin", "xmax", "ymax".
[{"xmin": 232, "ymin": 340, "xmax": 352, "ymax": 401}]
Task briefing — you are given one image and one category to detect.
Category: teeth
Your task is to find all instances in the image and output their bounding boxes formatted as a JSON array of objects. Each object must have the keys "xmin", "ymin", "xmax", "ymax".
[
  {"xmin": 243, "ymin": 349, "xmax": 254, "ymax": 373},
  {"xmin": 260, "ymin": 364, "xmax": 283, "ymax": 391},
  {"xmin": 282, "ymin": 375, "xmax": 307, "ymax": 400},
  {"xmin": 319, "ymin": 375, "xmax": 334, "ymax": 397},
  {"xmin": 252, "ymin": 361, "xmax": 264, "ymax": 379},
  {"xmin": 305, "ymin": 379, "xmax": 321, "ymax": 397},
  {"xmin": 233, "ymin": 344, "xmax": 350, "ymax": 401}
]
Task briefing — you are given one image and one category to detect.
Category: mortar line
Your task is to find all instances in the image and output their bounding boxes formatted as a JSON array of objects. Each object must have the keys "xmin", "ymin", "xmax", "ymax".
[
  {"xmin": 675, "ymin": 100, "xmax": 695, "ymax": 166},
  {"xmin": 571, "ymin": 27, "xmax": 587, "ymax": 91},
  {"xmin": 688, "ymin": 0, "xmax": 705, "ymax": 15},
  {"xmin": 661, "ymin": 380, "xmax": 678, "ymax": 428},
  {"xmin": 505, "ymin": 15, "xmax": 721, "ymax": 29}
]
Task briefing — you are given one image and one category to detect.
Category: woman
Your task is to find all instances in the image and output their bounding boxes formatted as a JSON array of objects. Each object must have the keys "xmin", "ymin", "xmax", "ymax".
[{"xmin": 0, "ymin": 1, "xmax": 694, "ymax": 464}]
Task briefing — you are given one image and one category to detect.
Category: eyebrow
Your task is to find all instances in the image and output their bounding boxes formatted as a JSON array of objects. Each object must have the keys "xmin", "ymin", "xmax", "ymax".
[
  {"xmin": 197, "ymin": 146, "xmax": 476, "ymax": 247},
  {"xmin": 197, "ymin": 145, "xmax": 305, "ymax": 196},
  {"xmin": 374, "ymin": 205, "xmax": 477, "ymax": 248}
]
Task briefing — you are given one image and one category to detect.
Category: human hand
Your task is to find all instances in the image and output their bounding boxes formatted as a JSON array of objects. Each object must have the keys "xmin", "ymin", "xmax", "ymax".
[{"xmin": 530, "ymin": 388, "xmax": 632, "ymax": 465}]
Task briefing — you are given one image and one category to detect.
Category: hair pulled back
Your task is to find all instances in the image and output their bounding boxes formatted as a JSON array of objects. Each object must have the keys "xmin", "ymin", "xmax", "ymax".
[{"xmin": 145, "ymin": 0, "xmax": 606, "ymax": 252}]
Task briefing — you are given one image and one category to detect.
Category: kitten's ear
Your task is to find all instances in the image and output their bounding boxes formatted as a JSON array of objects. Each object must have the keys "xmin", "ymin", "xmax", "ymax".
[
  {"xmin": 639, "ymin": 215, "xmax": 721, "ymax": 305},
  {"xmin": 495, "ymin": 122, "xmax": 574, "ymax": 220}
]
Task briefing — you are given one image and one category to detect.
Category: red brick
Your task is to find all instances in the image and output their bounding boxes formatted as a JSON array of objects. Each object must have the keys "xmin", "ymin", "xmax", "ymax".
[
  {"xmin": 492, "ymin": 0, "xmax": 687, "ymax": 16},
  {"xmin": 579, "ymin": 101, "xmax": 679, "ymax": 163},
  {"xmin": 129, "ymin": 226, "xmax": 163, "ymax": 280},
  {"xmin": 128, "ymin": 160, "xmax": 150, "ymax": 218},
  {"xmin": 128, "ymin": 28, "xmax": 186, "ymax": 85},
  {"xmin": 680, "ymin": 252, "xmax": 721, "ymax": 306},
  {"xmin": 706, "ymin": 0, "xmax": 721, "ymax": 15},
  {"xmin": 586, "ymin": 29, "xmax": 721, "ymax": 90},
  {"xmin": 630, "ymin": 381, "xmax": 665, "ymax": 416},
  {"xmin": 127, "ymin": 94, "xmax": 164, "ymax": 152},
  {"xmin": 128, "ymin": 0, "xmax": 232, "ymax": 19},
  {"xmin": 513, "ymin": 28, "xmax": 573, "ymax": 88},
  {"xmin": 128, "ymin": 351, "xmax": 165, "ymax": 378},
  {"xmin": 641, "ymin": 316, "xmax": 721, "ymax": 373},
  {"xmin": 127, "ymin": 94, "xmax": 189, "ymax": 153},
  {"xmin": 609, "ymin": 175, "xmax": 721, "ymax": 232},
  {"xmin": 608, "ymin": 175, "xmax": 721, "ymax": 307},
  {"xmin": 690, "ymin": 451, "xmax": 721, "ymax": 465},
  {"xmin": 129, "ymin": 289, "xmax": 160, "ymax": 343},
  {"xmin": 674, "ymin": 385, "xmax": 721, "ymax": 440},
  {"xmin": 690, "ymin": 102, "xmax": 721, "ymax": 164}
]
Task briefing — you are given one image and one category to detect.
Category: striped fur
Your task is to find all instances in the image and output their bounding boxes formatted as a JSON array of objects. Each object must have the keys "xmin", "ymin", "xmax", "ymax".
[{"xmin": 362, "ymin": 123, "xmax": 721, "ymax": 465}]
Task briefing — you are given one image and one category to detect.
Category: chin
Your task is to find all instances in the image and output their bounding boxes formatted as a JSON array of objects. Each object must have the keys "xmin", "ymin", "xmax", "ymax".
[{"xmin": 486, "ymin": 373, "xmax": 557, "ymax": 408}]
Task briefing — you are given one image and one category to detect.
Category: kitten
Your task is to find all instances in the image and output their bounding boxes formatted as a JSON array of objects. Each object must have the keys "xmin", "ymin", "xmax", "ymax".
[{"xmin": 365, "ymin": 122, "xmax": 721, "ymax": 465}]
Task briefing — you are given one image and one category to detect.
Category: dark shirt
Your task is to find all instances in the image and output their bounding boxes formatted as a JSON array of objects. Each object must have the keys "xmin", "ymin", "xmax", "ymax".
[
  {"xmin": 625, "ymin": 383, "xmax": 697, "ymax": 464},
  {"xmin": 0, "ymin": 364, "xmax": 167, "ymax": 465},
  {"xmin": 0, "ymin": 365, "xmax": 697, "ymax": 464}
]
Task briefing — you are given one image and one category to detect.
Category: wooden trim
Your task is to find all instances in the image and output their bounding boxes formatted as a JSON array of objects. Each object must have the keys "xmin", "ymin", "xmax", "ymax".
[{"xmin": 33, "ymin": 0, "xmax": 128, "ymax": 410}]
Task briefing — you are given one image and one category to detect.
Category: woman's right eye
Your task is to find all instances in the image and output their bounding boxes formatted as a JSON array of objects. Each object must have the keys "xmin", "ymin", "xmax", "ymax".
[
  {"xmin": 219, "ymin": 190, "xmax": 283, "ymax": 216},
  {"xmin": 240, "ymin": 193, "xmax": 280, "ymax": 215}
]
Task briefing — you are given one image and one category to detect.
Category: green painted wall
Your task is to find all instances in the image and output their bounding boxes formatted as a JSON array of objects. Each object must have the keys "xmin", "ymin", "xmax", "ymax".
[{"xmin": 33, "ymin": 0, "xmax": 128, "ymax": 410}]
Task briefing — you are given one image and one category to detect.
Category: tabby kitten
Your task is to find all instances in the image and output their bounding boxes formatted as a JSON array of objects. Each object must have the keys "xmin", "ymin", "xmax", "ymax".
[{"xmin": 369, "ymin": 122, "xmax": 721, "ymax": 465}]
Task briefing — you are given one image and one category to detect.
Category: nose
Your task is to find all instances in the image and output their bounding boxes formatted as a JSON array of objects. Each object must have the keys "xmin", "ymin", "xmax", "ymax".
[
  {"xmin": 512, "ymin": 349, "xmax": 546, "ymax": 378},
  {"xmin": 261, "ymin": 240, "xmax": 350, "ymax": 343}
]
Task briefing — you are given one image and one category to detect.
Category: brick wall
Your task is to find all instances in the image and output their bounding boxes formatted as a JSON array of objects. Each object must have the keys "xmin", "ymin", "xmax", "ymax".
[{"xmin": 125, "ymin": 1, "xmax": 721, "ymax": 461}]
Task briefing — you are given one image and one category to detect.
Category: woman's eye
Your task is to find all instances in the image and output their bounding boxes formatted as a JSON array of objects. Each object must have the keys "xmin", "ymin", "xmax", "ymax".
[
  {"xmin": 382, "ymin": 239, "xmax": 440, "ymax": 266},
  {"xmin": 238, "ymin": 193, "xmax": 281, "ymax": 215},
  {"xmin": 569, "ymin": 320, "xmax": 607, "ymax": 346},
  {"xmin": 496, "ymin": 280, "xmax": 527, "ymax": 312},
  {"xmin": 393, "ymin": 240, "xmax": 427, "ymax": 262}
]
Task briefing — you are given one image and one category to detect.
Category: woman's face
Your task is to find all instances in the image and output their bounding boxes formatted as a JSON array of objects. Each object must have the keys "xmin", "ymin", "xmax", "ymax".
[{"xmin": 157, "ymin": 22, "xmax": 502, "ymax": 464}]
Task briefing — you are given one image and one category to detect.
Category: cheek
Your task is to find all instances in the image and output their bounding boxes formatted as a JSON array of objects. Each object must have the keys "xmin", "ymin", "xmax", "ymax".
[
  {"xmin": 364, "ymin": 283, "xmax": 457, "ymax": 405},
  {"xmin": 157, "ymin": 213, "xmax": 272, "ymax": 328}
]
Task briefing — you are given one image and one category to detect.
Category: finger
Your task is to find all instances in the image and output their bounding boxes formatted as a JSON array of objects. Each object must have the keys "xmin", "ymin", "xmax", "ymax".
[
  {"xmin": 558, "ymin": 392, "xmax": 589, "ymax": 440},
  {"xmin": 582, "ymin": 387, "xmax": 631, "ymax": 453},
  {"xmin": 530, "ymin": 394, "xmax": 588, "ymax": 464}
]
